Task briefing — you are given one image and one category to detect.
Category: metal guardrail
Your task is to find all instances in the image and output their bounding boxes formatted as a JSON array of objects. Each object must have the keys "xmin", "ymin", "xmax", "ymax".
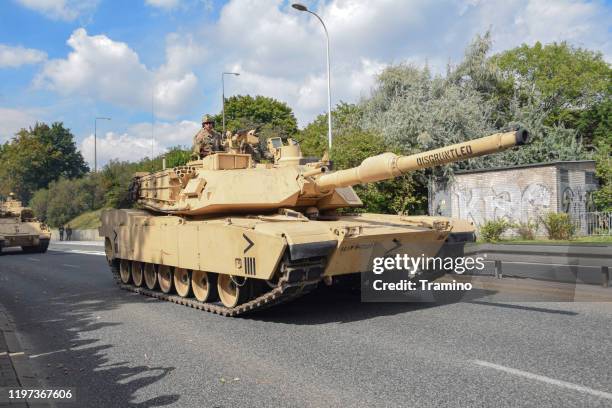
[
  {"xmin": 464, "ymin": 243, "xmax": 612, "ymax": 287},
  {"xmin": 571, "ymin": 211, "xmax": 612, "ymax": 236}
]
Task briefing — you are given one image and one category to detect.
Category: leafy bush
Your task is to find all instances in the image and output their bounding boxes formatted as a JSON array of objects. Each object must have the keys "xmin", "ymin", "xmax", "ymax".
[
  {"xmin": 29, "ymin": 174, "xmax": 105, "ymax": 227},
  {"xmin": 593, "ymin": 142, "xmax": 612, "ymax": 212},
  {"xmin": 479, "ymin": 219, "xmax": 511, "ymax": 242},
  {"xmin": 514, "ymin": 220, "xmax": 539, "ymax": 240},
  {"xmin": 540, "ymin": 212, "xmax": 575, "ymax": 240}
]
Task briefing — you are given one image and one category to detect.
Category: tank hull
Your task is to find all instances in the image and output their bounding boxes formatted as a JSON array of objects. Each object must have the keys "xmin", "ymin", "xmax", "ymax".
[
  {"xmin": 0, "ymin": 219, "xmax": 50, "ymax": 253},
  {"xmin": 99, "ymin": 209, "xmax": 474, "ymax": 315}
]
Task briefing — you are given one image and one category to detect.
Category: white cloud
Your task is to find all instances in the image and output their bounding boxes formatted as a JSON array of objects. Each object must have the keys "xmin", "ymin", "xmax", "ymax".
[
  {"xmin": 457, "ymin": 0, "xmax": 611, "ymax": 57},
  {"xmin": 145, "ymin": 0, "xmax": 180, "ymax": 9},
  {"xmin": 36, "ymin": 28, "xmax": 205, "ymax": 119},
  {"xmin": 127, "ymin": 120, "xmax": 199, "ymax": 145},
  {"xmin": 15, "ymin": 0, "xmax": 99, "ymax": 21},
  {"xmin": 144, "ymin": 0, "xmax": 213, "ymax": 11},
  {"xmin": 79, "ymin": 120, "xmax": 199, "ymax": 167},
  {"xmin": 28, "ymin": 0, "xmax": 612, "ymax": 133},
  {"xmin": 80, "ymin": 132, "xmax": 166, "ymax": 167},
  {"xmin": 0, "ymin": 44, "xmax": 47, "ymax": 68},
  {"xmin": 0, "ymin": 108, "xmax": 42, "ymax": 142},
  {"xmin": 202, "ymin": 0, "xmax": 611, "ymax": 125}
]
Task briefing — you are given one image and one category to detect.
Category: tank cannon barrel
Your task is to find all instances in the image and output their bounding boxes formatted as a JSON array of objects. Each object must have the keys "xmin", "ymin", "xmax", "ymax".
[{"xmin": 315, "ymin": 129, "xmax": 529, "ymax": 190}]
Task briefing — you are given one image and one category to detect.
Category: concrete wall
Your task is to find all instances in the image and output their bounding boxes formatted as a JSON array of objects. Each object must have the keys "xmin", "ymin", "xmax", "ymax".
[
  {"xmin": 430, "ymin": 161, "xmax": 598, "ymax": 232},
  {"xmin": 50, "ymin": 229, "xmax": 103, "ymax": 241}
]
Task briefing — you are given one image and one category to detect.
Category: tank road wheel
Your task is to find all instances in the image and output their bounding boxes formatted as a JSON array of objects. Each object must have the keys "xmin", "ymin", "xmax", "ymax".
[
  {"xmin": 191, "ymin": 270, "xmax": 218, "ymax": 303},
  {"xmin": 144, "ymin": 263, "xmax": 158, "ymax": 290},
  {"xmin": 131, "ymin": 261, "xmax": 144, "ymax": 287},
  {"xmin": 217, "ymin": 274, "xmax": 249, "ymax": 308},
  {"xmin": 174, "ymin": 268, "xmax": 192, "ymax": 298},
  {"xmin": 158, "ymin": 265, "xmax": 174, "ymax": 294},
  {"xmin": 104, "ymin": 238, "xmax": 114, "ymax": 265},
  {"xmin": 119, "ymin": 259, "xmax": 131, "ymax": 284}
]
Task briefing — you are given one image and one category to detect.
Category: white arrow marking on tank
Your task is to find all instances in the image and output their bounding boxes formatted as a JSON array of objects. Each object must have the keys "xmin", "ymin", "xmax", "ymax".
[{"xmin": 243, "ymin": 234, "xmax": 254, "ymax": 253}]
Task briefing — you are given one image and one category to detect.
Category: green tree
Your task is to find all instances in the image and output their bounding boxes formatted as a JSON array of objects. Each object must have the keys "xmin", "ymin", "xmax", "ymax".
[
  {"xmin": 300, "ymin": 102, "xmax": 425, "ymax": 214},
  {"xmin": 212, "ymin": 95, "xmax": 298, "ymax": 142},
  {"xmin": 0, "ymin": 122, "xmax": 88, "ymax": 202},
  {"xmin": 299, "ymin": 102, "xmax": 364, "ymax": 157},
  {"xmin": 29, "ymin": 188, "xmax": 49, "ymax": 222},
  {"xmin": 361, "ymin": 34, "xmax": 590, "ymax": 176},
  {"xmin": 493, "ymin": 41, "xmax": 611, "ymax": 144},
  {"xmin": 593, "ymin": 142, "xmax": 612, "ymax": 212},
  {"xmin": 101, "ymin": 160, "xmax": 143, "ymax": 209},
  {"xmin": 30, "ymin": 174, "xmax": 105, "ymax": 227}
]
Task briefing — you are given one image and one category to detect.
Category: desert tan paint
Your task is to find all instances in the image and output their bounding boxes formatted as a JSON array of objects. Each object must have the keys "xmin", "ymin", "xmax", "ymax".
[
  {"xmin": 0, "ymin": 198, "xmax": 51, "ymax": 248},
  {"xmin": 132, "ymin": 130, "xmax": 526, "ymax": 216},
  {"xmin": 316, "ymin": 130, "xmax": 523, "ymax": 189},
  {"xmin": 100, "ymin": 210, "xmax": 472, "ymax": 278},
  {"xmin": 100, "ymin": 129, "xmax": 527, "ymax": 279}
]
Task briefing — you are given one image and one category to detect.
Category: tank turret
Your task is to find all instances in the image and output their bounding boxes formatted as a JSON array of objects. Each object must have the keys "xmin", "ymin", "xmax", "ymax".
[{"xmin": 131, "ymin": 129, "xmax": 528, "ymax": 216}]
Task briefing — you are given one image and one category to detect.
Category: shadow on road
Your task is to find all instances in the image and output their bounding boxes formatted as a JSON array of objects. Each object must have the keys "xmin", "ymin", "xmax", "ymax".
[
  {"xmin": 251, "ymin": 285, "xmax": 496, "ymax": 325},
  {"xmin": 0, "ymin": 256, "xmax": 179, "ymax": 408},
  {"xmin": 0, "ymin": 247, "xmax": 41, "ymax": 256},
  {"xmin": 37, "ymin": 295, "xmax": 179, "ymax": 407}
]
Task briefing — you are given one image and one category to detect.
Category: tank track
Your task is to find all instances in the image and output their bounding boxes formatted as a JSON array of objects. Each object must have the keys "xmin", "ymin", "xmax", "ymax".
[{"xmin": 109, "ymin": 257, "xmax": 325, "ymax": 317}]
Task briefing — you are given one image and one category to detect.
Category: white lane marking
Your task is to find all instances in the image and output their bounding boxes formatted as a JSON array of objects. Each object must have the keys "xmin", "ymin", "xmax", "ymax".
[
  {"xmin": 0, "ymin": 352, "xmax": 7, "ymax": 356},
  {"xmin": 9, "ymin": 352, "xmax": 24, "ymax": 357},
  {"xmin": 49, "ymin": 249, "xmax": 105, "ymax": 256},
  {"xmin": 30, "ymin": 349, "xmax": 67, "ymax": 359},
  {"xmin": 473, "ymin": 360, "xmax": 612, "ymax": 400},
  {"xmin": 62, "ymin": 264, "xmax": 79, "ymax": 268},
  {"xmin": 27, "ymin": 257, "xmax": 40, "ymax": 262},
  {"xmin": 52, "ymin": 241, "xmax": 103, "ymax": 247}
]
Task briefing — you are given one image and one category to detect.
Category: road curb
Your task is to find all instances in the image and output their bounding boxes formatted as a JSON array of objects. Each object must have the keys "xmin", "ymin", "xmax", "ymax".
[{"xmin": 0, "ymin": 304, "xmax": 49, "ymax": 407}]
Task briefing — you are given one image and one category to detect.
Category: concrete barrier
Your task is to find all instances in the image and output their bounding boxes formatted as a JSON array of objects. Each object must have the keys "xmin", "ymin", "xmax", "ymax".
[
  {"xmin": 464, "ymin": 243, "xmax": 612, "ymax": 286},
  {"xmin": 50, "ymin": 229, "xmax": 102, "ymax": 241}
]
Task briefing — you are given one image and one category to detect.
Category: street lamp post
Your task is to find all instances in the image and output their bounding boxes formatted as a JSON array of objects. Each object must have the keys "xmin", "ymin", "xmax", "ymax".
[
  {"xmin": 94, "ymin": 117, "xmax": 111, "ymax": 173},
  {"xmin": 292, "ymin": 3, "xmax": 332, "ymax": 150},
  {"xmin": 222, "ymin": 72, "xmax": 240, "ymax": 136}
]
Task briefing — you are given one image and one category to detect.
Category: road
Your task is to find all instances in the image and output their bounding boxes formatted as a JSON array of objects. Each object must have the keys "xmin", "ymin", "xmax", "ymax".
[{"xmin": 1, "ymin": 241, "xmax": 612, "ymax": 407}]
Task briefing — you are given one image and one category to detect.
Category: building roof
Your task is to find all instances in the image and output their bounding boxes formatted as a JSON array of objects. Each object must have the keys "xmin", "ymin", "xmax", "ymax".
[{"xmin": 454, "ymin": 160, "xmax": 596, "ymax": 175}]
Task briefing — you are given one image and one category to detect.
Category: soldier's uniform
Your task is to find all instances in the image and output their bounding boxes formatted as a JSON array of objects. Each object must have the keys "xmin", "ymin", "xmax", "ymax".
[{"xmin": 192, "ymin": 115, "xmax": 223, "ymax": 159}]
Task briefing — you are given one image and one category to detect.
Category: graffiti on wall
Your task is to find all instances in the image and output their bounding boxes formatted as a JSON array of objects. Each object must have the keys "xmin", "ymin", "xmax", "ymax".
[
  {"xmin": 450, "ymin": 182, "xmax": 553, "ymax": 226},
  {"xmin": 562, "ymin": 186, "xmax": 595, "ymax": 216}
]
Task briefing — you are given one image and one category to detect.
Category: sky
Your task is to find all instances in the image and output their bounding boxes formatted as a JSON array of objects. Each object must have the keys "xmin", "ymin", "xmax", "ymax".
[{"xmin": 0, "ymin": 0, "xmax": 610, "ymax": 168}]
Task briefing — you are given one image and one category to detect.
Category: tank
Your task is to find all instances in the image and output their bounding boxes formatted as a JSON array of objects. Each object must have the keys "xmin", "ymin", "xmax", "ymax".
[
  {"xmin": 99, "ymin": 129, "xmax": 529, "ymax": 316},
  {"xmin": 0, "ymin": 194, "xmax": 51, "ymax": 254}
]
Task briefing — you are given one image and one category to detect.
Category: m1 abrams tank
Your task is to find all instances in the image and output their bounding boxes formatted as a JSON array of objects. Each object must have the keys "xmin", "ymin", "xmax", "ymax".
[
  {"xmin": 99, "ymin": 129, "xmax": 529, "ymax": 316},
  {"xmin": 0, "ymin": 194, "xmax": 51, "ymax": 254}
]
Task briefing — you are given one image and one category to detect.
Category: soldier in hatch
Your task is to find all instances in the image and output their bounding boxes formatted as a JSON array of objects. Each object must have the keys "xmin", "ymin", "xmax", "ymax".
[{"xmin": 191, "ymin": 115, "xmax": 223, "ymax": 159}]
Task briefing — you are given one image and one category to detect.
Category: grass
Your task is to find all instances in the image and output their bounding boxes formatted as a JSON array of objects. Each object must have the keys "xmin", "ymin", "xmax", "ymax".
[
  {"xmin": 477, "ymin": 235, "xmax": 612, "ymax": 245},
  {"xmin": 66, "ymin": 209, "xmax": 103, "ymax": 229}
]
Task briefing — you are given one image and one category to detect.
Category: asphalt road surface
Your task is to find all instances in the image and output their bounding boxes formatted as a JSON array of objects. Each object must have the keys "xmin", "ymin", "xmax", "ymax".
[{"xmin": 1, "ymin": 241, "xmax": 612, "ymax": 407}]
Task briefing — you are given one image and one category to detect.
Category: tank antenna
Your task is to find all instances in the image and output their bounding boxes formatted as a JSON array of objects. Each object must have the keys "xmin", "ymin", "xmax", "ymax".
[{"xmin": 151, "ymin": 90, "xmax": 155, "ymax": 160}]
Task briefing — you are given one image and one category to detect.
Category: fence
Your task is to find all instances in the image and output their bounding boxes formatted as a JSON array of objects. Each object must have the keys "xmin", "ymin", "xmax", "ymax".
[{"xmin": 571, "ymin": 212, "xmax": 612, "ymax": 236}]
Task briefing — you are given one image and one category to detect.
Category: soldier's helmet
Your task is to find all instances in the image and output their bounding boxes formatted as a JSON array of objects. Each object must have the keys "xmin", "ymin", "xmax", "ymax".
[{"xmin": 201, "ymin": 114, "xmax": 214, "ymax": 124}]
